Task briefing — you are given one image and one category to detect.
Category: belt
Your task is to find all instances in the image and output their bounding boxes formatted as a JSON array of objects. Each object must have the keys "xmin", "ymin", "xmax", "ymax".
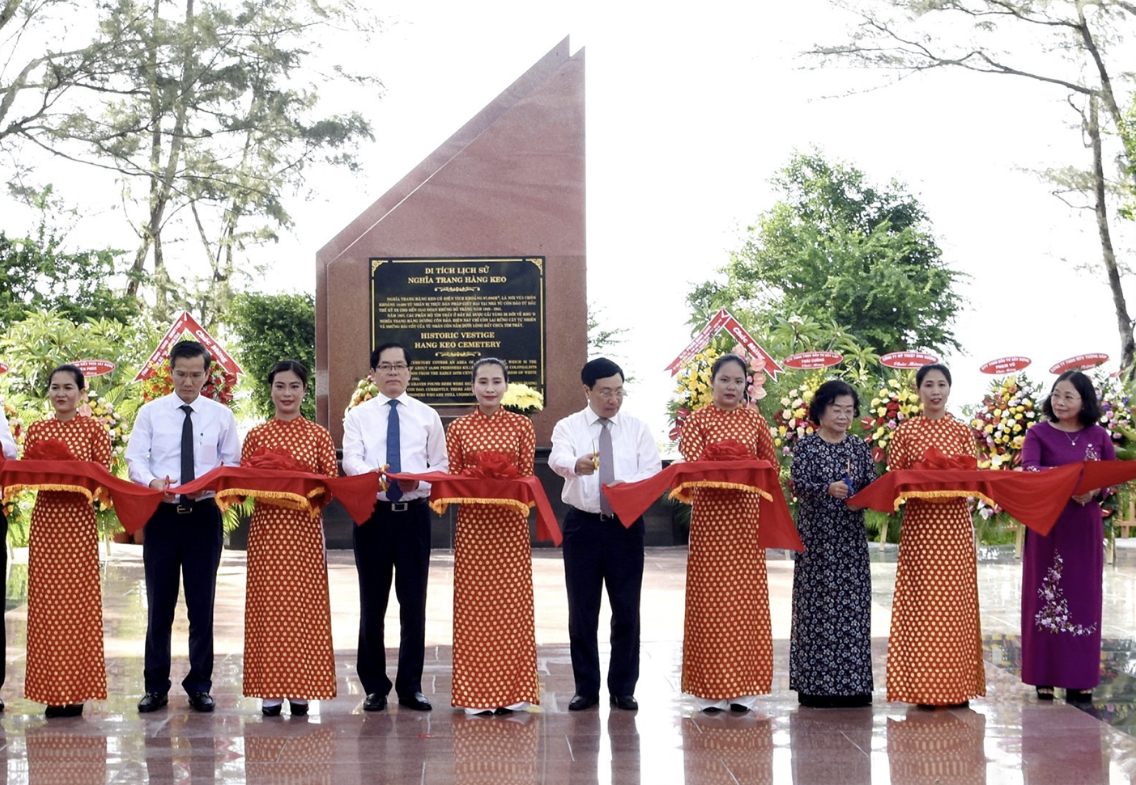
[
  {"xmin": 572, "ymin": 507, "xmax": 617, "ymax": 522},
  {"xmin": 376, "ymin": 498, "xmax": 428, "ymax": 513},
  {"xmin": 162, "ymin": 498, "xmax": 217, "ymax": 515}
]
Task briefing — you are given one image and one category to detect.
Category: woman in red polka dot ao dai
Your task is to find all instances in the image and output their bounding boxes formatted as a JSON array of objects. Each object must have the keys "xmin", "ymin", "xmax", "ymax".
[
  {"xmin": 24, "ymin": 364, "xmax": 111, "ymax": 718},
  {"xmin": 679, "ymin": 353, "xmax": 779, "ymax": 713},
  {"xmin": 446, "ymin": 358, "xmax": 539, "ymax": 714},
  {"xmin": 241, "ymin": 360, "xmax": 338, "ymax": 716}
]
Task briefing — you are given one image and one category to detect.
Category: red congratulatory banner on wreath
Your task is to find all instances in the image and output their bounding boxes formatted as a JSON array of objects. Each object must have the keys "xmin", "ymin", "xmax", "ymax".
[
  {"xmin": 979, "ymin": 356, "xmax": 1031, "ymax": 375},
  {"xmin": 783, "ymin": 351, "xmax": 843, "ymax": 370},
  {"xmin": 880, "ymin": 351, "xmax": 939, "ymax": 369},
  {"xmin": 665, "ymin": 308, "xmax": 784, "ymax": 380},
  {"xmin": 74, "ymin": 360, "xmax": 116, "ymax": 378},
  {"xmin": 1049, "ymin": 353, "xmax": 1108, "ymax": 375},
  {"xmin": 133, "ymin": 311, "xmax": 244, "ymax": 382}
]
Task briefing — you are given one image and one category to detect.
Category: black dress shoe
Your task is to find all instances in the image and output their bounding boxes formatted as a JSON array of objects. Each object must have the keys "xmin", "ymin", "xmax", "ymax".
[
  {"xmin": 363, "ymin": 693, "xmax": 387, "ymax": 712},
  {"xmin": 0, "ymin": 696, "xmax": 6, "ymax": 712},
  {"xmin": 262, "ymin": 703, "xmax": 282, "ymax": 717},
  {"xmin": 493, "ymin": 707, "xmax": 514, "ymax": 715},
  {"xmin": 138, "ymin": 692, "xmax": 169, "ymax": 713},
  {"xmin": 65, "ymin": 703, "xmax": 83, "ymax": 717},
  {"xmin": 289, "ymin": 700, "xmax": 309, "ymax": 716},
  {"xmin": 45, "ymin": 705, "xmax": 67, "ymax": 719},
  {"xmin": 729, "ymin": 703, "xmax": 750, "ymax": 713},
  {"xmin": 398, "ymin": 692, "xmax": 432, "ymax": 711},
  {"xmin": 187, "ymin": 692, "xmax": 215, "ymax": 712},
  {"xmin": 610, "ymin": 695, "xmax": 638, "ymax": 711},
  {"xmin": 568, "ymin": 694, "xmax": 599, "ymax": 711}
]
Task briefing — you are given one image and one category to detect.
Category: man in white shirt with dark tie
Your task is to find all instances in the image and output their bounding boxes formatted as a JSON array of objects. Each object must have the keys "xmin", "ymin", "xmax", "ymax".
[
  {"xmin": 126, "ymin": 340, "xmax": 240, "ymax": 714},
  {"xmin": 342, "ymin": 342, "xmax": 447, "ymax": 712},
  {"xmin": 0, "ymin": 404, "xmax": 17, "ymax": 711},
  {"xmin": 550, "ymin": 357, "xmax": 662, "ymax": 712}
]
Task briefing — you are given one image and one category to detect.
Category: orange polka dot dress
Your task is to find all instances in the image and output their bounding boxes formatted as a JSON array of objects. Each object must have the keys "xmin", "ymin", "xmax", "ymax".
[
  {"xmin": 679, "ymin": 404, "xmax": 779, "ymax": 701},
  {"xmin": 885, "ymin": 414, "xmax": 986, "ymax": 705},
  {"xmin": 23, "ymin": 416, "xmax": 111, "ymax": 706},
  {"xmin": 241, "ymin": 417, "xmax": 338, "ymax": 700},
  {"xmin": 447, "ymin": 409, "xmax": 539, "ymax": 710}
]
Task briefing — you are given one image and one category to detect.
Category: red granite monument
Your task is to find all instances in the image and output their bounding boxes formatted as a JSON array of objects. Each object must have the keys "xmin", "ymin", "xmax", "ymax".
[{"xmin": 316, "ymin": 38, "xmax": 586, "ymax": 446}]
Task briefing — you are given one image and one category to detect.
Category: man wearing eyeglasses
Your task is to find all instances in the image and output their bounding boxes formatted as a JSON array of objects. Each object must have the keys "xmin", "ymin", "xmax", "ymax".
[
  {"xmin": 549, "ymin": 357, "xmax": 662, "ymax": 712},
  {"xmin": 342, "ymin": 342, "xmax": 447, "ymax": 712},
  {"xmin": 126, "ymin": 340, "xmax": 241, "ymax": 714}
]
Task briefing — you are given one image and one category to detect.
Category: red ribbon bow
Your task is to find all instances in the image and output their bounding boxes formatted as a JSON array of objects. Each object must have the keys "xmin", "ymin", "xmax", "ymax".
[
  {"xmin": 244, "ymin": 447, "xmax": 305, "ymax": 473},
  {"xmin": 914, "ymin": 447, "xmax": 978, "ymax": 471},
  {"xmin": 462, "ymin": 451, "xmax": 521, "ymax": 479},
  {"xmin": 23, "ymin": 439, "xmax": 77, "ymax": 461},
  {"xmin": 699, "ymin": 439, "xmax": 754, "ymax": 462}
]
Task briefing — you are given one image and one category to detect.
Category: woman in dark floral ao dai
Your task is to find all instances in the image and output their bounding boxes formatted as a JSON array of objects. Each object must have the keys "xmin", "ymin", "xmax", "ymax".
[{"xmin": 789, "ymin": 379, "xmax": 876, "ymax": 708}]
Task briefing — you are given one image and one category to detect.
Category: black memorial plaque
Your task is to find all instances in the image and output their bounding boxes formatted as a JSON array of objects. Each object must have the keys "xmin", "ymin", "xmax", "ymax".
[{"xmin": 370, "ymin": 257, "xmax": 546, "ymax": 405}]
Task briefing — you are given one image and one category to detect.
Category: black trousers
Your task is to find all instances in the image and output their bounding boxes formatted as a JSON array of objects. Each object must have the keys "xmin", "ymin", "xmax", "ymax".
[
  {"xmin": 353, "ymin": 499, "xmax": 431, "ymax": 698},
  {"xmin": 142, "ymin": 500, "xmax": 223, "ymax": 695},
  {"xmin": 561, "ymin": 508, "xmax": 645, "ymax": 698}
]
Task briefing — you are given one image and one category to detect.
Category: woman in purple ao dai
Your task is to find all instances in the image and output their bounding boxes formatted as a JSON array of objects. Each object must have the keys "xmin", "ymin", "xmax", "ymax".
[{"xmin": 1020, "ymin": 370, "xmax": 1114, "ymax": 703}]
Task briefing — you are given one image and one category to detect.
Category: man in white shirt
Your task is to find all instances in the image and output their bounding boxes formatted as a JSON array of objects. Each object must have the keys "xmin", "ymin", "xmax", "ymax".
[
  {"xmin": 550, "ymin": 357, "xmax": 662, "ymax": 712},
  {"xmin": 342, "ymin": 342, "xmax": 447, "ymax": 712},
  {"xmin": 126, "ymin": 341, "xmax": 240, "ymax": 714},
  {"xmin": 0, "ymin": 404, "xmax": 17, "ymax": 712}
]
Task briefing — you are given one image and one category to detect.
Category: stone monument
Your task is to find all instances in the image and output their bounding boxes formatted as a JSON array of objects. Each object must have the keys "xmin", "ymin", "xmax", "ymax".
[{"xmin": 316, "ymin": 37, "xmax": 586, "ymax": 446}]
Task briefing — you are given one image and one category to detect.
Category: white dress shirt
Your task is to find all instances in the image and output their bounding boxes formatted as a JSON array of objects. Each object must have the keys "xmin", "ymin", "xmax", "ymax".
[
  {"xmin": 341, "ymin": 391, "xmax": 448, "ymax": 501},
  {"xmin": 0, "ymin": 404, "xmax": 16, "ymax": 460},
  {"xmin": 126, "ymin": 392, "xmax": 241, "ymax": 493},
  {"xmin": 549, "ymin": 407, "xmax": 662, "ymax": 514}
]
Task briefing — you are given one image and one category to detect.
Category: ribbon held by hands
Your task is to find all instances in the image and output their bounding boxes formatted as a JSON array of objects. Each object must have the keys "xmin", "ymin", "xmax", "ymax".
[{"xmin": 601, "ymin": 454, "xmax": 804, "ymax": 552}]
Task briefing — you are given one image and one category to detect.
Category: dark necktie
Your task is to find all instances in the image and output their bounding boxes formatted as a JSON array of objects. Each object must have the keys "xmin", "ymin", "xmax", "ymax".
[
  {"xmin": 180, "ymin": 404, "xmax": 195, "ymax": 503},
  {"xmin": 599, "ymin": 418, "xmax": 614, "ymax": 516},
  {"xmin": 386, "ymin": 399, "xmax": 402, "ymax": 501}
]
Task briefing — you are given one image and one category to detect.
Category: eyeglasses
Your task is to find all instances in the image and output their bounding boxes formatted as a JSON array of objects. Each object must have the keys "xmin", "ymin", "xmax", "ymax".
[
  {"xmin": 376, "ymin": 363, "xmax": 409, "ymax": 373},
  {"xmin": 593, "ymin": 388, "xmax": 625, "ymax": 400}
]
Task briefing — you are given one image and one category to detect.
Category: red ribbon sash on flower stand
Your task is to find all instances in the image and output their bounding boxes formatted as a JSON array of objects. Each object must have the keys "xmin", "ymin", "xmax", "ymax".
[
  {"xmin": 846, "ymin": 448, "xmax": 1136, "ymax": 537},
  {"xmin": 387, "ymin": 461, "xmax": 562, "ymax": 546},
  {"xmin": 601, "ymin": 458, "xmax": 804, "ymax": 552}
]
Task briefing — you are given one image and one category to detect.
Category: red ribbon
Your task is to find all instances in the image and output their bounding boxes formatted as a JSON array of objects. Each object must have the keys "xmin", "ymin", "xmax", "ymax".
[
  {"xmin": 602, "ymin": 460, "xmax": 804, "ymax": 552},
  {"xmin": 243, "ymin": 448, "xmax": 306, "ymax": 473},
  {"xmin": 23, "ymin": 440, "xmax": 77, "ymax": 461},
  {"xmin": 699, "ymin": 439, "xmax": 754, "ymax": 462},
  {"xmin": 913, "ymin": 447, "xmax": 979, "ymax": 471},
  {"xmin": 462, "ymin": 451, "xmax": 521, "ymax": 480},
  {"xmin": 388, "ymin": 470, "xmax": 562, "ymax": 546}
]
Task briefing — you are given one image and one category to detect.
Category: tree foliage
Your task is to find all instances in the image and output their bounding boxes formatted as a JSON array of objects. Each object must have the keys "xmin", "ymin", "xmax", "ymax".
[
  {"xmin": 6, "ymin": 0, "xmax": 379, "ymax": 325},
  {"xmin": 808, "ymin": 0, "xmax": 1136, "ymax": 372},
  {"xmin": 0, "ymin": 189, "xmax": 137, "ymax": 326},
  {"xmin": 226, "ymin": 291, "xmax": 316, "ymax": 421},
  {"xmin": 690, "ymin": 151, "xmax": 966, "ymax": 355}
]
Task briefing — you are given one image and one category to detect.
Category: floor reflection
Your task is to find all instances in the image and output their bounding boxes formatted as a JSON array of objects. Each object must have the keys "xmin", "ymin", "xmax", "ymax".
[
  {"xmin": 0, "ymin": 547, "xmax": 1134, "ymax": 782},
  {"xmin": 452, "ymin": 712, "xmax": 539, "ymax": 784},
  {"xmin": 681, "ymin": 713, "xmax": 773, "ymax": 785},
  {"xmin": 25, "ymin": 723, "xmax": 107, "ymax": 785},
  {"xmin": 789, "ymin": 707, "xmax": 873, "ymax": 785},
  {"xmin": 886, "ymin": 708, "xmax": 987, "ymax": 785}
]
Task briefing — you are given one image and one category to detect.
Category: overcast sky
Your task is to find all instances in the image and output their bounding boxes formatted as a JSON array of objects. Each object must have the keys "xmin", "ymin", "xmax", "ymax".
[{"xmin": 5, "ymin": 1, "xmax": 1132, "ymax": 446}]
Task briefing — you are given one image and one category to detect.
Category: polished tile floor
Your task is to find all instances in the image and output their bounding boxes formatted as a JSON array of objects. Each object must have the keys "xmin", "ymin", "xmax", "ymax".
[{"xmin": 3, "ymin": 541, "xmax": 1136, "ymax": 784}]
